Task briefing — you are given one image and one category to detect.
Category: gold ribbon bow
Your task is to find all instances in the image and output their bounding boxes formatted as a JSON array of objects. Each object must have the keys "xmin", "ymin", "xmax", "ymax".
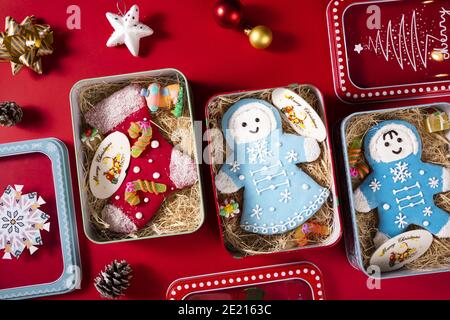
[{"xmin": 0, "ymin": 16, "xmax": 53, "ymax": 75}]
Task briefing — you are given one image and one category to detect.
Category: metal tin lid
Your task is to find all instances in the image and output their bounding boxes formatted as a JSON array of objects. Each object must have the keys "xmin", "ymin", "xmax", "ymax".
[
  {"xmin": 327, "ymin": 0, "xmax": 450, "ymax": 103},
  {"xmin": 0, "ymin": 138, "xmax": 81, "ymax": 299},
  {"xmin": 166, "ymin": 262, "xmax": 325, "ymax": 300}
]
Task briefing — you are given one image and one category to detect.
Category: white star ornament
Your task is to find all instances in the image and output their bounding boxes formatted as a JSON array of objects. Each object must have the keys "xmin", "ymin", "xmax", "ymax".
[{"xmin": 106, "ymin": 5, "xmax": 154, "ymax": 57}]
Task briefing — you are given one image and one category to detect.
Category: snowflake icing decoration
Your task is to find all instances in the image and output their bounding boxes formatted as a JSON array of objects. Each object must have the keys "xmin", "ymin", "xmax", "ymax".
[
  {"xmin": 229, "ymin": 161, "xmax": 240, "ymax": 173},
  {"xmin": 251, "ymin": 205, "xmax": 263, "ymax": 220},
  {"xmin": 369, "ymin": 178, "xmax": 381, "ymax": 192},
  {"xmin": 279, "ymin": 189, "xmax": 292, "ymax": 203},
  {"xmin": 247, "ymin": 140, "xmax": 273, "ymax": 164},
  {"xmin": 390, "ymin": 162, "xmax": 412, "ymax": 183},
  {"xmin": 428, "ymin": 177, "xmax": 439, "ymax": 189},
  {"xmin": 423, "ymin": 207, "xmax": 433, "ymax": 217},
  {"xmin": 0, "ymin": 185, "xmax": 49, "ymax": 259},
  {"xmin": 285, "ymin": 150, "xmax": 298, "ymax": 163},
  {"xmin": 394, "ymin": 213, "xmax": 408, "ymax": 229}
]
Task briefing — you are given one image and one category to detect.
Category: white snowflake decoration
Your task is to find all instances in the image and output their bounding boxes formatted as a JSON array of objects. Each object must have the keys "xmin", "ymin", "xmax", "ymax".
[
  {"xmin": 390, "ymin": 162, "xmax": 412, "ymax": 183},
  {"xmin": 251, "ymin": 205, "xmax": 263, "ymax": 220},
  {"xmin": 279, "ymin": 189, "xmax": 292, "ymax": 203},
  {"xmin": 428, "ymin": 177, "xmax": 439, "ymax": 189},
  {"xmin": 285, "ymin": 150, "xmax": 298, "ymax": 163},
  {"xmin": 369, "ymin": 178, "xmax": 381, "ymax": 192},
  {"xmin": 423, "ymin": 207, "xmax": 433, "ymax": 217},
  {"xmin": 229, "ymin": 161, "xmax": 240, "ymax": 173},
  {"xmin": 0, "ymin": 185, "xmax": 50, "ymax": 259},
  {"xmin": 247, "ymin": 140, "xmax": 273, "ymax": 164},
  {"xmin": 395, "ymin": 213, "xmax": 408, "ymax": 229}
]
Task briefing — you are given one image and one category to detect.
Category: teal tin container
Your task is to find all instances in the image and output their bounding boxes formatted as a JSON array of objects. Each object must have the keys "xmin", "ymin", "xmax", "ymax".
[{"xmin": 0, "ymin": 138, "xmax": 81, "ymax": 299}]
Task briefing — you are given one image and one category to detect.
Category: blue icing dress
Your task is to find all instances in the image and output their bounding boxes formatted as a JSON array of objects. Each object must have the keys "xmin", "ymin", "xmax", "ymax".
[
  {"xmin": 218, "ymin": 99, "xmax": 329, "ymax": 235},
  {"xmin": 356, "ymin": 120, "xmax": 450, "ymax": 238}
]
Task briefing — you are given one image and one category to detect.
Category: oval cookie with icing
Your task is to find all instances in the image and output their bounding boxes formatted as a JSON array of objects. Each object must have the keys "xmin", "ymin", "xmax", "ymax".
[
  {"xmin": 89, "ymin": 132, "xmax": 131, "ymax": 199},
  {"xmin": 369, "ymin": 230, "xmax": 433, "ymax": 272},
  {"xmin": 271, "ymin": 88, "xmax": 327, "ymax": 142}
]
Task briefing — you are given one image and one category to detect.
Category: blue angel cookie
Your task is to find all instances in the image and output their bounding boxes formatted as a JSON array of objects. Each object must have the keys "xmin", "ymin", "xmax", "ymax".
[
  {"xmin": 215, "ymin": 99, "xmax": 330, "ymax": 235},
  {"xmin": 353, "ymin": 120, "xmax": 450, "ymax": 247}
]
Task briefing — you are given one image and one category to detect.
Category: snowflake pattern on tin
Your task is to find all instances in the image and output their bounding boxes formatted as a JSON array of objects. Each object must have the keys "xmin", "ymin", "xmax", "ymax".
[
  {"xmin": 246, "ymin": 140, "xmax": 273, "ymax": 164},
  {"xmin": 0, "ymin": 185, "xmax": 50, "ymax": 259},
  {"xmin": 369, "ymin": 178, "xmax": 381, "ymax": 192},
  {"xmin": 428, "ymin": 177, "xmax": 439, "ymax": 189},
  {"xmin": 390, "ymin": 161, "xmax": 412, "ymax": 183},
  {"xmin": 394, "ymin": 213, "xmax": 408, "ymax": 229}
]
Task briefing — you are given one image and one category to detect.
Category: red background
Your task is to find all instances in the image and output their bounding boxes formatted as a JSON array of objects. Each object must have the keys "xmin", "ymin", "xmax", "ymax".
[{"xmin": 0, "ymin": 0, "xmax": 449, "ymax": 300}]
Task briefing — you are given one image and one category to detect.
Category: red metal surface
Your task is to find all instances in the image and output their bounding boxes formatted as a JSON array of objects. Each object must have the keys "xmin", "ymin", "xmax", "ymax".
[
  {"xmin": 0, "ymin": 0, "xmax": 449, "ymax": 300},
  {"xmin": 166, "ymin": 262, "xmax": 325, "ymax": 300},
  {"xmin": 328, "ymin": 0, "xmax": 450, "ymax": 103}
]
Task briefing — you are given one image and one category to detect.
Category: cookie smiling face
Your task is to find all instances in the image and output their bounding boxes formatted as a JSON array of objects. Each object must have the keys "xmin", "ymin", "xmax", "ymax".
[
  {"xmin": 379, "ymin": 128, "xmax": 412, "ymax": 157},
  {"xmin": 227, "ymin": 102, "xmax": 278, "ymax": 144},
  {"xmin": 368, "ymin": 122, "xmax": 420, "ymax": 164}
]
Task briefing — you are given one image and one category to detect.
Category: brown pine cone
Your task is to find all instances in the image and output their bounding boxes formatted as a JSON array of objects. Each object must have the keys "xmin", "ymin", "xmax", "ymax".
[
  {"xmin": 94, "ymin": 260, "xmax": 133, "ymax": 299},
  {"xmin": 0, "ymin": 101, "xmax": 23, "ymax": 127}
]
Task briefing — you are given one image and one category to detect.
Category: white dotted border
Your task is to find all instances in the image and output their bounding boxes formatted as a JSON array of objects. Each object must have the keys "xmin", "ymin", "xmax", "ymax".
[
  {"xmin": 167, "ymin": 265, "xmax": 325, "ymax": 300},
  {"xmin": 330, "ymin": 0, "xmax": 450, "ymax": 102}
]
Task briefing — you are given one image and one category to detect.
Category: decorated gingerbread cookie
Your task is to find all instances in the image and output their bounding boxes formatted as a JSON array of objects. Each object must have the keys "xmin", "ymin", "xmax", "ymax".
[
  {"xmin": 353, "ymin": 120, "xmax": 450, "ymax": 247},
  {"xmin": 215, "ymin": 99, "xmax": 329, "ymax": 235},
  {"xmin": 85, "ymin": 84, "xmax": 197, "ymax": 234}
]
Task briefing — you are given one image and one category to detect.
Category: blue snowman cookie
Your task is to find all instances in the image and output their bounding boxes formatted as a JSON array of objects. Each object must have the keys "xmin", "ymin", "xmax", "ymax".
[
  {"xmin": 215, "ymin": 99, "xmax": 330, "ymax": 235},
  {"xmin": 354, "ymin": 120, "xmax": 450, "ymax": 247}
]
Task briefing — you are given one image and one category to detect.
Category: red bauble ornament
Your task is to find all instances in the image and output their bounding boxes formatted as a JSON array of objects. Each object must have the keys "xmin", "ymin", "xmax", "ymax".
[{"xmin": 213, "ymin": 0, "xmax": 243, "ymax": 28}]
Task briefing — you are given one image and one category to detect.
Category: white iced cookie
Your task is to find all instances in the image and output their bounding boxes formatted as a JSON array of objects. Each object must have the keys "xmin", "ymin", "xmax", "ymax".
[{"xmin": 304, "ymin": 137, "xmax": 321, "ymax": 162}]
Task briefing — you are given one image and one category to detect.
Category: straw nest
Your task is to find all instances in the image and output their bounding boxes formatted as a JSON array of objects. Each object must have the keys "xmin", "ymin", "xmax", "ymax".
[
  {"xmin": 207, "ymin": 85, "xmax": 336, "ymax": 257},
  {"xmin": 77, "ymin": 74, "xmax": 202, "ymax": 241},
  {"xmin": 345, "ymin": 107, "xmax": 450, "ymax": 270}
]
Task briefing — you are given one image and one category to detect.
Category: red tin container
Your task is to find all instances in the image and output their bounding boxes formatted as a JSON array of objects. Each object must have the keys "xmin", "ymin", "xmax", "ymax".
[
  {"xmin": 327, "ymin": 0, "xmax": 450, "ymax": 103},
  {"xmin": 205, "ymin": 84, "xmax": 342, "ymax": 258},
  {"xmin": 166, "ymin": 262, "xmax": 325, "ymax": 300}
]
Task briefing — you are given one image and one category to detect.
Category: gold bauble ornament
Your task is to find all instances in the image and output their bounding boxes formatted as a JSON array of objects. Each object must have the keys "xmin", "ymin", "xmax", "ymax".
[{"xmin": 245, "ymin": 25, "xmax": 272, "ymax": 49}]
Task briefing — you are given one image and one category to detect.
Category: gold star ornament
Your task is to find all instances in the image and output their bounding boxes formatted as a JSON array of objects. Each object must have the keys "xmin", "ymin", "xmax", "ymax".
[{"xmin": 0, "ymin": 15, "xmax": 54, "ymax": 75}]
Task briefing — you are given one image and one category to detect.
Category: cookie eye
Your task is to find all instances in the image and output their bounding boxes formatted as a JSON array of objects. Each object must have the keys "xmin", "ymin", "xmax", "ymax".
[
  {"xmin": 242, "ymin": 122, "xmax": 247, "ymax": 127},
  {"xmin": 397, "ymin": 138, "xmax": 403, "ymax": 143},
  {"xmin": 255, "ymin": 118, "xmax": 260, "ymax": 123},
  {"xmin": 384, "ymin": 142, "xmax": 390, "ymax": 147}
]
